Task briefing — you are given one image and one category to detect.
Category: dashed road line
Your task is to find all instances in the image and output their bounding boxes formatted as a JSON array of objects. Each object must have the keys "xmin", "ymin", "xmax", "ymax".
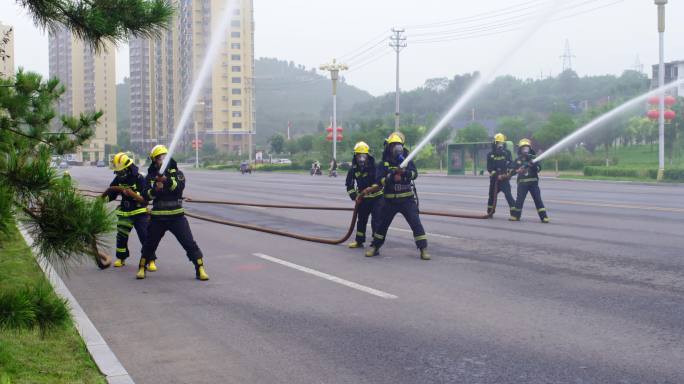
[{"xmin": 253, "ymin": 253, "xmax": 398, "ymax": 300}]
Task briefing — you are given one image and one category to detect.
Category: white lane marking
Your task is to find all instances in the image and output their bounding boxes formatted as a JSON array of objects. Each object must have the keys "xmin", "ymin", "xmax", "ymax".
[{"xmin": 252, "ymin": 253, "xmax": 398, "ymax": 300}]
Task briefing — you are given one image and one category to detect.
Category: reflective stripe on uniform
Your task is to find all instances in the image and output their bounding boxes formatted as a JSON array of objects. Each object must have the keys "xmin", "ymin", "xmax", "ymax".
[
  {"xmin": 117, "ymin": 220, "xmax": 134, "ymax": 228},
  {"xmin": 347, "ymin": 189, "xmax": 357, "ymax": 195},
  {"xmin": 373, "ymin": 233, "xmax": 385, "ymax": 240},
  {"xmin": 116, "ymin": 247, "xmax": 127, "ymax": 253},
  {"xmin": 170, "ymin": 177, "xmax": 178, "ymax": 191},
  {"xmin": 537, "ymin": 208, "xmax": 547, "ymax": 212},
  {"xmin": 116, "ymin": 208, "xmax": 148, "ymax": 217},
  {"xmin": 356, "ymin": 231, "xmax": 364, "ymax": 236},
  {"xmin": 366, "ymin": 190, "xmax": 383, "ymax": 198},
  {"xmin": 519, "ymin": 177, "xmax": 538, "ymax": 183},
  {"xmin": 117, "ymin": 228, "xmax": 131, "ymax": 235},
  {"xmin": 414, "ymin": 235, "xmax": 427, "ymax": 241},
  {"xmin": 384, "ymin": 192, "xmax": 414, "ymax": 199},
  {"xmin": 151, "ymin": 208, "xmax": 185, "ymax": 216}
]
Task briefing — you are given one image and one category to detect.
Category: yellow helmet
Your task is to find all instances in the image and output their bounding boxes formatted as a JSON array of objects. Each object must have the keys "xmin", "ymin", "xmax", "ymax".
[
  {"xmin": 494, "ymin": 133, "xmax": 506, "ymax": 143},
  {"xmin": 353, "ymin": 141, "xmax": 370, "ymax": 154},
  {"xmin": 386, "ymin": 132, "xmax": 405, "ymax": 145},
  {"xmin": 111, "ymin": 152, "xmax": 133, "ymax": 171},
  {"xmin": 518, "ymin": 138, "xmax": 532, "ymax": 148},
  {"xmin": 149, "ymin": 144, "xmax": 168, "ymax": 160}
]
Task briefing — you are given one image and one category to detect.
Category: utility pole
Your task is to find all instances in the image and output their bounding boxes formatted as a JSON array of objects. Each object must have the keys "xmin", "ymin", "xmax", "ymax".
[
  {"xmin": 390, "ymin": 28, "xmax": 407, "ymax": 131},
  {"xmin": 655, "ymin": 0, "xmax": 667, "ymax": 181},
  {"xmin": 560, "ymin": 39, "xmax": 575, "ymax": 72},
  {"xmin": 319, "ymin": 59, "xmax": 348, "ymax": 162}
]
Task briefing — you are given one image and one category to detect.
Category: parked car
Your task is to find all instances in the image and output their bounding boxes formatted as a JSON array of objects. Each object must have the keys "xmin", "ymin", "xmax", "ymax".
[
  {"xmin": 58, "ymin": 161, "xmax": 69, "ymax": 169},
  {"xmin": 96, "ymin": 160, "xmax": 106, "ymax": 167},
  {"xmin": 239, "ymin": 161, "xmax": 252, "ymax": 174}
]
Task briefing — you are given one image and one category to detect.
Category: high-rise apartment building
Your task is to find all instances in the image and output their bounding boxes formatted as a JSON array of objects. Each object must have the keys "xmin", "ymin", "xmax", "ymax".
[
  {"xmin": 48, "ymin": 27, "xmax": 117, "ymax": 162},
  {"xmin": 130, "ymin": 0, "xmax": 255, "ymax": 155},
  {"xmin": 0, "ymin": 22, "xmax": 14, "ymax": 78}
]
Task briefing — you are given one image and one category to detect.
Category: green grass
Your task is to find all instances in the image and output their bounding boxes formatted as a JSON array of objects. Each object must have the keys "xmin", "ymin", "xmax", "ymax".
[
  {"xmin": 603, "ymin": 145, "xmax": 684, "ymax": 168},
  {"xmin": 0, "ymin": 225, "xmax": 105, "ymax": 384}
]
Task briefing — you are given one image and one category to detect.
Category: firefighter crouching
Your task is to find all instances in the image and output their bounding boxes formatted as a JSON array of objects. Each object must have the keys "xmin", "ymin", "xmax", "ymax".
[
  {"xmin": 486, "ymin": 133, "xmax": 516, "ymax": 216},
  {"xmin": 102, "ymin": 153, "xmax": 154, "ymax": 270},
  {"xmin": 138, "ymin": 145, "xmax": 209, "ymax": 281},
  {"xmin": 509, "ymin": 139, "xmax": 550, "ymax": 223},
  {"xmin": 345, "ymin": 141, "xmax": 384, "ymax": 249},
  {"xmin": 366, "ymin": 132, "xmax": 430, "ymax": 260}
]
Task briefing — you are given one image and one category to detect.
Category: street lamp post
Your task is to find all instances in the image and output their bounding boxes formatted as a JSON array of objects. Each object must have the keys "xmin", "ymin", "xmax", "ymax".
[
  {"xmin": 655, "ymin": 0, "xmax": 667, "ymax": 181},
  {"xmin": 319, "ymin": 59, "xmax": 348, "ymax": 162}
]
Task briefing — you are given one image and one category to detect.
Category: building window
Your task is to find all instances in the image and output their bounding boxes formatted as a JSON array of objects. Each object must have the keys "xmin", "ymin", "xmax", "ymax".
[
  {"xmin": 231, "ymin": 43, "xmax": 241, "ymax": 49},
  {"xmin": 232, "ymin": 111, "xmax": 242, "ymax": 118},
  {"xmin": 232, "ymin": 9, "xmax": 240, "ymax": 16},
  {"xmin": 232, "ymin": 77, "xmax": 241, "ymax": 83},
  {"xmin": 231, "ymin": 54, "xmax": 241, "ymax": 61},
  {"xmin": 231, "ymin": 20, "xmax": 241, "ymax": 28},
  {"xmin": 231, "ymin": 32, "xmax": 240, "ymax": 38},
  {"xmin": 233, "ymin": 123, "xmax": 242, "ymax": 129},
  {"xmin": 232, "ymin": 66, "xmax": 241, "ymax": 72},
  {"xmin": 232, "ymin": 100, "xmax": 242, "ymax": 106},
  {"xmin": 232, "ymin": 88, "xmax": 242, "ymax": 95}
]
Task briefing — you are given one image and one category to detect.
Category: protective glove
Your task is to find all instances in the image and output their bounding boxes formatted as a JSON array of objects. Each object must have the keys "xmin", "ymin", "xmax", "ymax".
[
  {"xmin": 349, "ymin": 192, "xmax": 358, "ymax": 201},
  {"xmin": 155, "ymin": 175, "xmax": 167, "ymax": 191}
]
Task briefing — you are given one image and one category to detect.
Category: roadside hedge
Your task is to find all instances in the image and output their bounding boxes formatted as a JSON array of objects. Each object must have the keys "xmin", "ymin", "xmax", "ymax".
[{"xmin": 583, "ymin": 166, "xmax": 684, "ymax": 181}]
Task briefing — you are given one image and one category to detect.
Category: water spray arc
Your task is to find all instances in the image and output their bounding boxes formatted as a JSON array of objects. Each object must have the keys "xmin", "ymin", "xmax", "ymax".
[
  {"xmin": 160, "ymin": 0, "xmax": 238, "ymax": 174},
  {"xmin": 400, "ymin": 0, "xmax": 561, "ymax": 169},
  {"xmin": 535, "ymin": 78, "xmax": 684, "ymax": 163}
]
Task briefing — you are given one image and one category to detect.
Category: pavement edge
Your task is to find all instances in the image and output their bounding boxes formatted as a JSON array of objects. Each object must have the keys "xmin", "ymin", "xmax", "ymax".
[{"xmin": 17, "ymin": 225, "xmax": 135, "ymax": 384}]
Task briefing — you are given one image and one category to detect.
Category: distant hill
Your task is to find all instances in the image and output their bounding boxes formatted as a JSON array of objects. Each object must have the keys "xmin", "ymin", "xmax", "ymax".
[{"xmin": 255, "ymin": 57, "xmax": 373, "ymax": 143}]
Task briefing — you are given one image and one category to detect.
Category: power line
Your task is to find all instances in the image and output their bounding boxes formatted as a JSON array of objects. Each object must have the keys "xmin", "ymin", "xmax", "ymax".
[{"xmin": 560, "ymin": 39, "xmax": 575, "ymax": 72}]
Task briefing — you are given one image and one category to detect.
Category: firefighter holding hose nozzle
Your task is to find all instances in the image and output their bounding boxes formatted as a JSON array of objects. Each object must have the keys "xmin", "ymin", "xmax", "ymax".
[
  {"xmin": 102, "ymin": 153, "xmax": 153, "ymax": 269},
  {"xmin": 509, "ymin": 139, "xmax": 550, "ymax": 223},
  {"xmin": 345, "ymin": 141, "xmax": 384, "ymax": 249},
  {"xmin": 138, "ymin": 145, "xmax": 209, "ymax": 281},
  {"xmin": 486, "ymin": 133, "xmax": 516, "ymax": 216},
  {"xmin": 366, "ymin": 132, "xmax": 429, "ymax": 260}
]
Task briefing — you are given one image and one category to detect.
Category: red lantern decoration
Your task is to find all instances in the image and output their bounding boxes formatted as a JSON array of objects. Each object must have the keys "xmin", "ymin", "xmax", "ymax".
[
  {"xmin": 648, "ymin": 96, "xmax": 660, "ymax": 105},
  {"xmin": 337, "ymin": 134, "xmax": 343, "ymax": 142},
  {"xmin": 326, "ymin": 126, "xmax": 333, "ymax": 133},
  {"xmin": 665, "ymin": 95, "xmax": 677, "ymax": 107},
  {"xmin": 647, "ymin": 109, "xmax": 660, "ymax": 121},
  {"xmin": 665, "ymin": 109, "xmax": 676, "ymax": 122}
]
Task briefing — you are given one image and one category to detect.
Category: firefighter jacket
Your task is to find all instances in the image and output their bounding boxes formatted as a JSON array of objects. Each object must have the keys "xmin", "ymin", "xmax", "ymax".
[
  {"xmin": 145, "ymin": 159, "xmax": 186, "ymax": 217},
  {"xmin": 511, "ymin": 150, "xmax": 542, "ymax": 184},
  {"xmin": 104, "ymin": 164, "xmax": 148, "ymax": 217},
  {"xmin": 487, "ymin": 145, "xmax": 513, "ymax": 176},
  {"xmin": 377, "ymin": 148, "xmax": 418, "ymax": 200},
  {"xmin": 345, "ymin": 155, "xmax": 383, "ymax": 200}
]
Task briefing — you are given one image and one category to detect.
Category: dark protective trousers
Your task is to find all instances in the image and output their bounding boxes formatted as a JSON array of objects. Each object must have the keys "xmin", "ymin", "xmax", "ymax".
[
  {"xmin": 487, "ymin": 176, "xmax": 516, "ymax": 214},
  {"xmin": 371, "ymin": 198, "xmax": 427, "ymax": 249},
  {"xmin": 141, "ymin": 215, "xmax": 203, "ymax": 263},
  {"xmin": 355, "ymin": 197, "xmax": 384, "ymax": 243},
  {"xmin": 116, "ymin": 214, "xmax": 149, "ymax": 260},
  {"xmin": 511, "ymin": 182, "xmax": 548, "ymax": 221}
]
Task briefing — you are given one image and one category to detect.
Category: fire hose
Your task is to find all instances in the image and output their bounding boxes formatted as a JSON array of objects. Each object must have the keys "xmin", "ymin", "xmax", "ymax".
[{"xmin": 79, "ymin": 180, "xmax": 500, "ymax": 266}]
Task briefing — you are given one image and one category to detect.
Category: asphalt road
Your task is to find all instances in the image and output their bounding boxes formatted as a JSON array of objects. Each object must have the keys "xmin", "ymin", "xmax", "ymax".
[{"xmin": 63, "ymin": 166, "xmax": 684, "ymax": 384}]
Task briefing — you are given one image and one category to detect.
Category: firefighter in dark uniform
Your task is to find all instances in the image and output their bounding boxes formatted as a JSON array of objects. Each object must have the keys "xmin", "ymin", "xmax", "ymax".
[
  {"xmin": 366, "ymin": 132, "xmax": 430, "ymax": 260},
  {"xmin": 345, "ymin": 141, "xmax": 384, "ymax": 249},
  {"xmin": 486, "ymin": 133, "xmax": 516, "ymax": 216},
  {"xmin": 509, "ymin": 138, "xmax": 549, "ymax": 223},
  {"xmin": 102, "ymin": 153, "xmax": 154, "ymax": 270},
  {"xmin": 137, "ymin": 145, "xmax": 209, "ymax": 280}
]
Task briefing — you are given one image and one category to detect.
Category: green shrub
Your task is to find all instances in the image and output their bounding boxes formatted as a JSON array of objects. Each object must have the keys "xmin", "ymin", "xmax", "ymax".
[
  {"xmin": 0, "ymin": 283, "xmax": 70, "ymax": 333},
  {"xmin": 583, "ymin": 166, "xmax": 684, "ymax": 181},
  {"xmin": 0, "ymin": 290, "xmax": 35, "ymax": 329},
  {"xmin": 663, "ymin": 168, "xmax": 684, "ymax": 181},
  {"xmin": 31, "ymin": 282, "xmax": 70, "ymax": 335}
]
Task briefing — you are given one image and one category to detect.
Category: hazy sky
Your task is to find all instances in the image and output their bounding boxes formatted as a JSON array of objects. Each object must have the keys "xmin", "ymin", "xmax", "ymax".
[{"xmin": 2, "ymin": 0, "xmax": 683, "ymax": 96}]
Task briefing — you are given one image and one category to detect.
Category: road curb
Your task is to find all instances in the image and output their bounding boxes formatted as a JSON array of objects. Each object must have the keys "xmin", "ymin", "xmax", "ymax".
[{"xmin": 18, "ymin": 226, "xmax": 135, "ymax": 384}]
